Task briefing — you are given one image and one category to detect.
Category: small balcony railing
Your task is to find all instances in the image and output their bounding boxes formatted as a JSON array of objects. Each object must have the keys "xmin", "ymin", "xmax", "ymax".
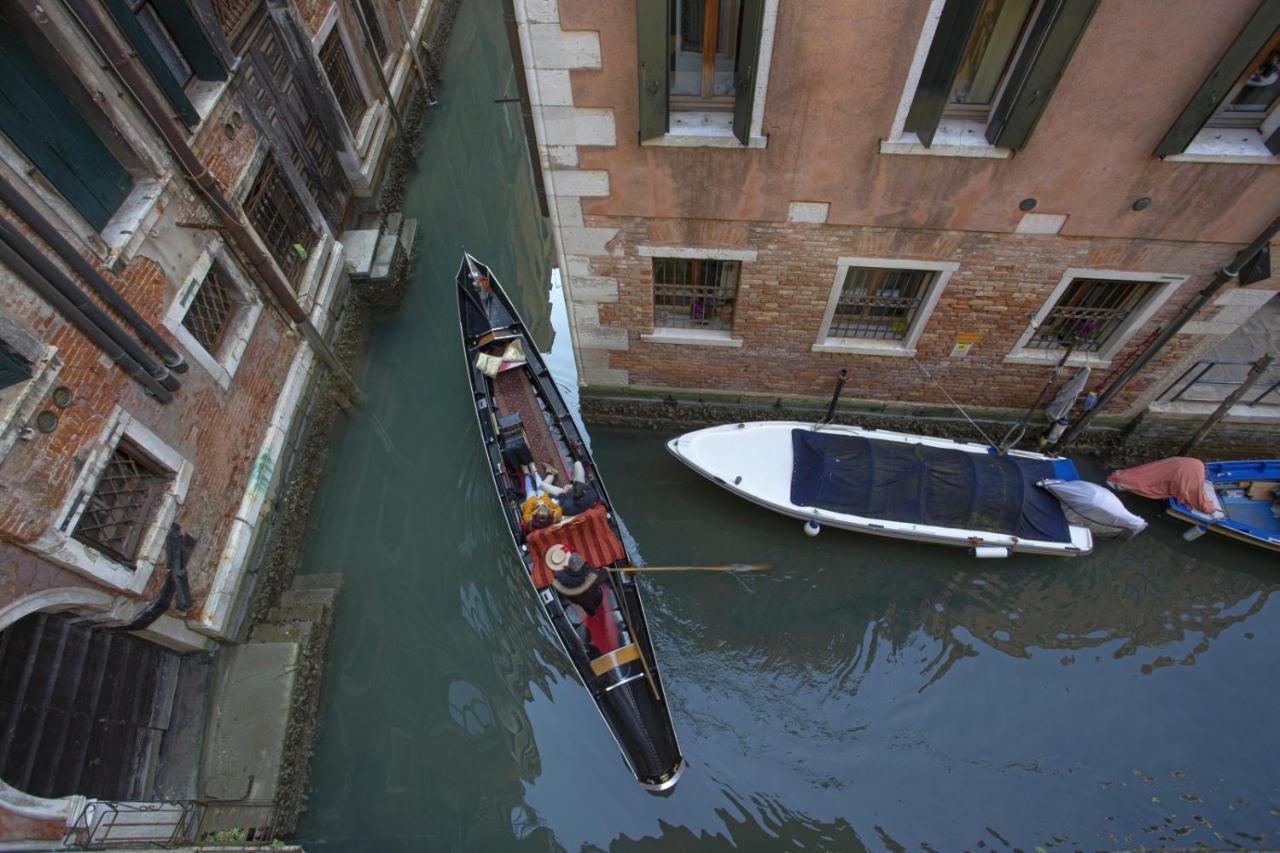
[{"xmin": 1159, "ymin": 359, "xmax": 1280, "ymax": 407}]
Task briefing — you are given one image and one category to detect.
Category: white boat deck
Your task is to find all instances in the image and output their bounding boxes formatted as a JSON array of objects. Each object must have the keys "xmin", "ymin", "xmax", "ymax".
[{"xmin": 667, "ymin": 421, "xmax": 1092, "ymax": 558}]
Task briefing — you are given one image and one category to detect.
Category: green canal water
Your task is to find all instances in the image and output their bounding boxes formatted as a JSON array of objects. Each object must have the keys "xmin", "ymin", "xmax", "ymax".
[{"xmin": 294, "ymin": 1, "xmax": 1280, "ymax": 848}]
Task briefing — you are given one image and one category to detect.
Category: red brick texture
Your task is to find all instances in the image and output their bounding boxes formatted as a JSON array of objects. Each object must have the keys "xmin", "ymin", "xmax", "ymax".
[{"xmin": 587, "ymin": 216, "xmax": 1253, "ymax": 414}]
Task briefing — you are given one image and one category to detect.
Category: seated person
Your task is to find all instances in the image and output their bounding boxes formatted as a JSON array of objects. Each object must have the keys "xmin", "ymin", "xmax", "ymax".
[
  {"xmin": 551, "ymin": 553, "xmax": 607, "ymax": 616},
  {"xmin": 520, "ymin": 464, "xmax": 563, "ymax": 530},
  {"xmin": 556, "ymin": 461, "xmax": 601, "ymax": 517}
]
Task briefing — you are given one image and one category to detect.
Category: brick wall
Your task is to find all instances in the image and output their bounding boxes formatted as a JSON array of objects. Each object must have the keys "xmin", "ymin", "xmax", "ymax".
[{"xmin": 586, "ymin": 215, "xmax": 1257, "ymax": 414}]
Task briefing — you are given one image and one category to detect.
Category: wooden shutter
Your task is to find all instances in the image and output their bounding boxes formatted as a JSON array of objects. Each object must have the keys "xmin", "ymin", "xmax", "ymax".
[
  {"xmin": 732, "ymin": 0, "xmax": 766, "ymax": 145},
  {"xmin": 636, "ymin": 0, "xmax": 668, "ymax": 142},
  {"xmin": 152, "ymin": 0, "xmax": 227, "ymax": 81},
  {"xmin": 0, "ymin": 25, "xmax": 134, "ymax": 231},
  {"xmin": 903, "ymin": 0, "xmax": 983, "ymax": 148},
  {"xmin": 985, "ymin": 0, "xmax": 1098, "ymax": 149},
  {"xmin": 0, "ymin": 343, "xmax": 32, "ymax": 392},
  {"xmin": 102, "ymin": 0, "xmax": 201, "ymax": 128},
  {"xmin": 1155, "ymin": 1, "xmax": 1280, "ymax": 158}
]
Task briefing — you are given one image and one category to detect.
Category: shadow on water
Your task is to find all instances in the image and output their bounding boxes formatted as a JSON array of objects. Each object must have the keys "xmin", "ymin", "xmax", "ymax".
[{"xmin": 294, "ymin": 0, "xmax": 1280, "ymax": 849}]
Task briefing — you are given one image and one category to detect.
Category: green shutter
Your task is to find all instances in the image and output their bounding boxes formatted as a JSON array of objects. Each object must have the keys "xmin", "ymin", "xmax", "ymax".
[
  {"xmin": 903, "ymin": 0, "xmax": 983, "ymax": 148},
  {"xmin": 1155, "ymin": 1, "xmax": 1280, "ymax": 158},
  {"xmin": 153, "ymin": 0, "xmax": 227, "ymax": 81},
  {"xmin": 732, "ymin": 0, "xmax": 765, "ymax": 145},
  {"xmin": 102, "ymin": 0, "xmax": 201, "ymax": 128},
  {"xmin": 985, "ymin": 0, "xmax": 1098, "ymax": 150},
  {"xmin": 636, "ymin": 0, "xmax": 669, "ymax": 142},
  {"xmin": 0, "ymin": 344, "xmax": 32, "ymax": 392},
  {"xmin": 0, "ymin": 24, "xmax": 134, "ymax": 231}
]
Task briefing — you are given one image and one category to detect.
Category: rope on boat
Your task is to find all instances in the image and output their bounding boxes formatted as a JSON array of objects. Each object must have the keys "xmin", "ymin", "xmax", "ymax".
[{"xmin": 910, "ymin": 357, "xmax": 998, "ymax": 450}]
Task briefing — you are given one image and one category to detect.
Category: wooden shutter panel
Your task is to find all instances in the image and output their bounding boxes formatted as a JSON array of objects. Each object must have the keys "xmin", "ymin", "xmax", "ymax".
[
  {"xmin": 903, "ymin": 0, "xmax": 983, "ymax": 148},
  {"xmin": 985, "ymin": 0, "xmax": 1098, "ymax": 150},
  {"xmin": 153, "ymin": 0, "xmax": 227, "ymax": 81},
  {"xmin": 102, "ymin": 0, "xmax": 201, "ymax": 128},
  {"xmin": 0, "ymin": 24, "xmax": 134, "ymax": 231},
  {"xmin": 0, "ymin": 343, "xmax": 32, "ymax": 392},
  {"xmin": 732, "ymin": 0, "xmax": 766, "ymax": 145},
  {"xmin": 636, "ymin": 0, "xmax": 668, "ymax": 142},
  {"xmin": 1155, "ymin": 1, "xmax": 1280, "ymax": 158}
]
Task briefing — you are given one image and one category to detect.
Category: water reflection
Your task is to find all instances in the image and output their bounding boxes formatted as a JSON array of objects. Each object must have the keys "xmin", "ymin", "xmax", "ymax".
[{"xmin": 294, "ymin": 0, "xmax": 1280, "ymax": 848}]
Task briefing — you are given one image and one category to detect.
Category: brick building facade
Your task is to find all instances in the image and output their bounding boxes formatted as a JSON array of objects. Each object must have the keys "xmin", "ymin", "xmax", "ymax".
[
  {"xmin": 0, "ymin": 0, "xmax": 435, "ymax": 841},
  {"xmin": 512, "ymin": 0, "xmax": 1280, "ymax": 426}
]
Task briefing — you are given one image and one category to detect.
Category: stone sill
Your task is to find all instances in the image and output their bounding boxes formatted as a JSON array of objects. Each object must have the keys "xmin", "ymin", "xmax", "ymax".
[
  {"xmin": 1003, "ymin": 350, "xmax": 1113, "ymax": 369},
  {"xmin": 811, "ymin": 340, "xmax": 915, "ymax": 357},
  {"xmin": 1165, "ymin": 127, "xmax": 1277, "ymax": 165},
  {"xmin": 1147, "ymin": 400, "xmax": 1280, "ymax": 422},
  {"xmin": 641, "ymin": 330, "xmax": 743, "ymax": 348},
  {"xmin": 643, "ymin": 132, "xmax": 767, "ymax": 150},
  {"xmin": 879, "ymin": 123, "xmax": 1010, "ymax": 160}
]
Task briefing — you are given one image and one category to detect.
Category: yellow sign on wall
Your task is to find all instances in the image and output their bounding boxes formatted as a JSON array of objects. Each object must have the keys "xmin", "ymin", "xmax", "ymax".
[{"xmin": 950, "ymin": 333, "xmax": 982, "ymax": 358}]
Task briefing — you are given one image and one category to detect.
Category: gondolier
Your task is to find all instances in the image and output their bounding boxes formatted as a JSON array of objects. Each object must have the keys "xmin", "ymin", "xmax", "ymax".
[{"xmin": 551, "ymin": 552, "xmax": 607, "ymax": 614}]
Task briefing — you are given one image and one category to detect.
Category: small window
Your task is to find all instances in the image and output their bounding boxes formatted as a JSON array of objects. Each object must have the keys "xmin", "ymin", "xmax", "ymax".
[
  {"xmin": 669, "ymin": 0, "xmax": 742, "ymax": 111},
  {"xmin": 320, "ymin": 30, "xmax": 367, "ymax": 132},
  {"xmin": 181, "ymin": 265, "xmax": 243, "ymax": 357},
  {"xmin": 72, "ymin": 440, "xmax": 172, "ymax": 565},
  {"xmin": 243, "ymin": 156, "xmax": 316, "ymax": 286},
  {"xmin": 828, "ymin": 267, "xmax": 936, "ymax": 342},
  {"xmin": 0, "ymin": 342, "xmax": 33, "ymax": 392},
  {"xmin": 652, "ymin": 257, "xmax": 740, "ymax": 332},
  {"xmin": 356, "ymin": 0, "xmax": 388, "ymax": 62},
  {"xmin": 942, "ymin": 0, "xmax": 1038, "ymax": 121},
  {"xmin": 1027, "ymin": 277, "xmax": 1161, "ymax": 353}
]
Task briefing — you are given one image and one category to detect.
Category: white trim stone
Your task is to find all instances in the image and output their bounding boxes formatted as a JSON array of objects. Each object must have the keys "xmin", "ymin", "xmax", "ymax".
[
  {"xmin": 638, "ymin": 245, "xmax": 758, "ymax": 262},
  {"xmin": 788, "ymin": 202, "xmax": 830, "ymax": 224}
]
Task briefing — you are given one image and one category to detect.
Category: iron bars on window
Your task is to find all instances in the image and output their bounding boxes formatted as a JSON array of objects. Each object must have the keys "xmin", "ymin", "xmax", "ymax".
[
  {"xmin": 72, "ymin": 441, "xmax": 171, "ymax": 565},
  {"xmin": 829, "ymin": 267, "xmax": 932, "ymax": 341},
  {"xmin": 182, "ymin": 265, "xmax": 240, "ymax": 355},
  {"xmin": 1028, "ymin": 277, "xmax": 1158, "ymax": 352},
  {"xmin": 242, "ymin": 155, "xmax": 316, "ymax": 286},
  {"xmin": 319, "ymin": 30, "xmax": 367, "ymax": 131},
  {"xmin": 652, "ymin": 257, "xmax": 740, "ymax": 331}
]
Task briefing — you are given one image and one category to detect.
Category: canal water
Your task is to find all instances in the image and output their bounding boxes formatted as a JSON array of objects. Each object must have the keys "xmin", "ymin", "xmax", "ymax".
[{"xmin": 294, "ymin": 1, "xmax": 1280, "ymax": 849}]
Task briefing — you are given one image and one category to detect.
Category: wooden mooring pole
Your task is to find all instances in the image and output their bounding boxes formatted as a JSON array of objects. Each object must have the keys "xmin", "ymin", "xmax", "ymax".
[{"xmin": 1178, "ymin": 353, "xmax": 1274, "ymax": 456}]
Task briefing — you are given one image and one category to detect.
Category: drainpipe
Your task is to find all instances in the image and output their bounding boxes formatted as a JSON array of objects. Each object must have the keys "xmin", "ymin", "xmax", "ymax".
[
  {"xmin": 393, "ymin": 0, "xmax": 430, "ymax": 92},
  {"xmin": 1055, "ymin": 211, "xmax": 1280, "ymax": 451},
  {"xmin": 0, "ymin": 219, "xmax": 174, "ymax": 402},
  {"xmin": 0, "ymin": 174, "xmax": 188, "ymax": 376},
  {"xmin": 59, "ymin": 0, "xmax": 363, "ymax": 407},
  {"xmin": 350, "ymin": 0, "xmax": 404, "ymax": 132}
]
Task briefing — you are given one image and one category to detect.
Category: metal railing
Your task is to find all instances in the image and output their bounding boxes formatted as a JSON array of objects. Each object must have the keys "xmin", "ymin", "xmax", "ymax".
[
  {"xmin": 68, "ymin": 799, "xmax": 275, "ymax": 849},
  {"xmin": 1159, "ymin": 358, "xmax": 1280, "ymax": 406}
]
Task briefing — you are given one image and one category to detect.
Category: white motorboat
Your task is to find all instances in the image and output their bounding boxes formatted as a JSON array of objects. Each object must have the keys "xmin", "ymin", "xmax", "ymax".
[{"xmin": 666, "ymin": 421, "xmax": 1093, "ymax": 558}]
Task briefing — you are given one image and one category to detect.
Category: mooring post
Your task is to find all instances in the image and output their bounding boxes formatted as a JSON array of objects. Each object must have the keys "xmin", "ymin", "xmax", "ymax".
[{"xmin": 819, "ymin": 369, "xmax": 848, "ymax": 426}]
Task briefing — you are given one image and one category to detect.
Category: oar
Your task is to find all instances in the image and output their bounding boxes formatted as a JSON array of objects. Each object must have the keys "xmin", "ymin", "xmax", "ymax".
[{"xmin": 621, "ymin": 564, "xmax": 770, "ymax": 574}]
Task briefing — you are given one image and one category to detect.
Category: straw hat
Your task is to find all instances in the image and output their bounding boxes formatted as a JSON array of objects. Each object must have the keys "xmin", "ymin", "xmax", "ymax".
[{"xmin": 545, "ymin": 544, "xmax": 572, "ymax": 573}]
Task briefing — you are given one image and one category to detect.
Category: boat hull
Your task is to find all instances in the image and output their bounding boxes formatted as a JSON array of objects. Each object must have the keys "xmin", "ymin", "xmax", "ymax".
[
  {"xmin": 457, "ymin": 254, "xmax": 684, "ymax": 790},
  {"xmin": 667, "ymin": 421, "xmax": 1092, "ymax": 557},
  {"xmin": 1168, "ymin": 459, "xmax": 1280, "ymax": 553}
]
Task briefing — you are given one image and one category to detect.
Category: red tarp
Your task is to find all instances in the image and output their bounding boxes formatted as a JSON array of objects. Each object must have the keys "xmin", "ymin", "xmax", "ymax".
[
  {"xmin": 526, "ymin": 505, "xmax": 627, "ymax": 589},
  {"xmin": 1108, "ymin": 457, "xmax": 1214, "ymax": 514}
]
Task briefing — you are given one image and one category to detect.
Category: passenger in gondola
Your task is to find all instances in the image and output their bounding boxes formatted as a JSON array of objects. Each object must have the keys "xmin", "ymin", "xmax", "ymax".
[
  {"xmin": 551, "ymin": 553, "xmax": 608, "ymax": 615},
  {"xmin": 520, "ymin": 464, "xmax": 563, "ymax": 530},
  {"xmin": 556, "ymin": 461, "xmax": 601, "ymax": 517}
]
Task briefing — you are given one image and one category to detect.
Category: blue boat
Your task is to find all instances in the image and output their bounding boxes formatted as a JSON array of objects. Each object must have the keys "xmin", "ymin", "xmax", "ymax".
[{"xmin": 1167, "ymin": 459, "xmax": 1280, "ymax": 553}]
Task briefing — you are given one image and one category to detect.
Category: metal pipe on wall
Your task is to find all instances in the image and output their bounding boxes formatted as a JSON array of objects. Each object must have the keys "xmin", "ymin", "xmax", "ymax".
[
  {"xmin": 0, "ymin": 219, "xmax": 174, "ymax": 402},
  {"xmin": 58, "ymin": 0, "xmax": 363, "ymax": 406},
  {"xmin": 1054, "ymin": 211, "xmax": 1280, "ymax": 450},
  {"xmin": 349, "ymin": 0, "xmax": 403, "ymax": 132},
  {"xmin": 0, "ymin": 174, "xmax": 188, "ymax": 374}
]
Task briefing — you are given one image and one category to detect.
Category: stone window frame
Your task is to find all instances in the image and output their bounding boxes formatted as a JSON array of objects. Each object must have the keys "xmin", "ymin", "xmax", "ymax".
[
  {"xmin": 880, "ymin": 0, "xmax": 1021, "ymax": 161},
  {"xmin": 163, "ymin": 242, "xmax": 264, "ymax": 389},
  {"xmin": 1004, "ymin": 267, "xmax": 1188, "ymax": 368},
  {"xmin": 34, "ymin": 409, "xmax": 192, "ymax": 595},
  {"xmin": 313, "ymin": 7, "xmax": 379, "ymax": 157},
  {"xmin": 0, "ymin": 3, "xmax": 177, "ymax": 268},
  {"xmin": 812, "ymin": 257, "xmax": 957, "ymax": 357},
  {"xmin": 644, "ymin": 0, "xmax": 780, "ymax": 149},
  {"xmin": 637, "ymin": 245, "xmax": 754, "ymax": 348}
]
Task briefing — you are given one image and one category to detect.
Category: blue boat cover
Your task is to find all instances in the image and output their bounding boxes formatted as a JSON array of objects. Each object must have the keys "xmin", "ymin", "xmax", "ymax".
[{"xmin": 790, "ymin": 430, "xmax": 1072, "ymax": 543}]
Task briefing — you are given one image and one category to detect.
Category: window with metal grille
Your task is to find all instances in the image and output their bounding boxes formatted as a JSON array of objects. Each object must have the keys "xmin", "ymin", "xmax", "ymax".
[
  {"xmin": 356, "ymin": 0, "xmax": 388, "ymax": 61},
  {"xmin": 212, "ymin": 0, "xmax": 258, "ymax": 45},
  {"xmin": 72, "ymin": 440, "xmax": 171, "ymax": 565},
  {"xmin": 652, "ymin": 257, "xmax": 740, "ymax": 331},
  {"xmin": 829, "ymin": 267, "xmax": 934, "ymax": 341},
  {"xmin": 243, "ymin": 156, "xmax": 315, "ymax": 286},
  {"xmin": 1028, "ymin": 278, "xmax": 1160, "ymax": 352},
  {"xmin": 182, "ymin": 265, "xmax": 241, "ymax": 356},
  {"xmin": 319, "ymin": 31, "xmax": 366, "ymax": 131}
]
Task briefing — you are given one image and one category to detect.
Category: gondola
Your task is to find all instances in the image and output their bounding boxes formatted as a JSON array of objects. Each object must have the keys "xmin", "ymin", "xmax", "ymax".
[{"xmin": 456, "ymin": 253, "xmax": 685, "ymax": 791}]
